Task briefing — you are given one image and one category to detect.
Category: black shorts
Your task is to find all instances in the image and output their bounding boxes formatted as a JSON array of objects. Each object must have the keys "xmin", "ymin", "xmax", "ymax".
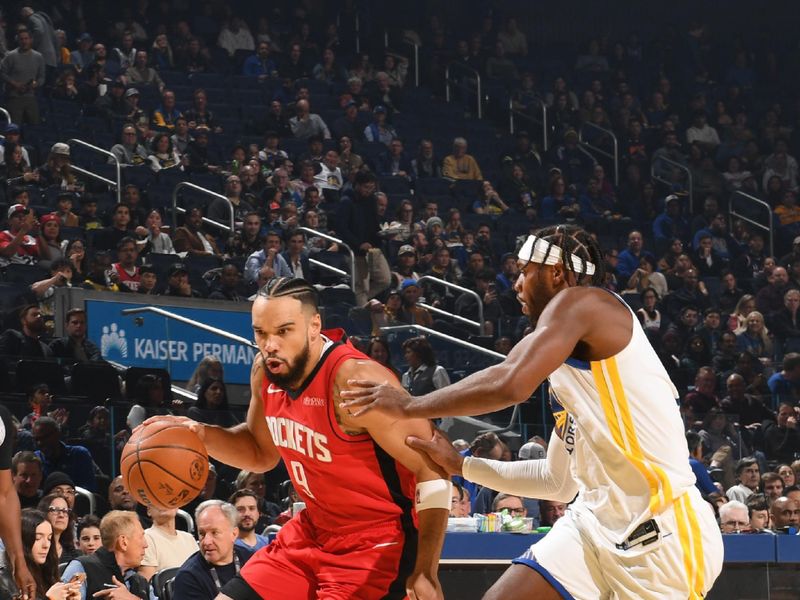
[{"xmin": 220, "ymin": 574, "xmax": 262, "ymax": 600}]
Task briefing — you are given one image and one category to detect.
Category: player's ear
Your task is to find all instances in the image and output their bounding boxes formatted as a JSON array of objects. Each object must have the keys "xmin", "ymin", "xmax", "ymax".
[{"xmin": 309, "ymin": 312, "xmax": 322, "ymax": 336}]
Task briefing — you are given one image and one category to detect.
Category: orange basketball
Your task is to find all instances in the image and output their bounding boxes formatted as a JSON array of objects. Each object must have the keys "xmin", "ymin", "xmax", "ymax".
[{"xmin": 120, "ymin": 421, "xmax": 209, "ymax": 510}]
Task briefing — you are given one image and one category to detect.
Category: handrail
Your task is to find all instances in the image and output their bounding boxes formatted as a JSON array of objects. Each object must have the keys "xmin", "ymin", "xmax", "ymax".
[
  {"xmin": 176, "ymin": 509, "xmax": 195, "ymax": 533},
  {"xmin": 70, "ymin": 165, "xmax": 117, "ymax": 187},
  {"xmin": 120, "ymin": 306, "xmax": 258, "ymax": 349},
  {"xmin": 417, "ymin": 275, "xmax": 485, "ymax": 333},
  {"xmin": 379, "ymin": 325, "xmax": 505, "ymax": 360},
  {"xmin": 445, "ymin": 61, "xmax": 482, "ymax": 119},
  {"xmin": 173, "ymin": 205, "xmax": 232, "ymax": 233},
  {"xmin": 417, "ymin": 301, "xmax": 482, "ymax": 329},
  {"xmin": 578, "ymin": 121, "xmax": 619, "ymax": 185},
  {"xmin": 384, "ymin": 29, "xmax": 420, "ymax": 87},
  {"xmin": 309, "ymin": 257, "xmax": 347, "ymax": 277},
  {"xmin": 67, "ymin": 138, "xmax": 121, "ymax": 203},
  {"xmin": 0, "ymin": 107, "xmax": 9, "ymax": 123},
  {"xmin": 75, "ymin": 486, "xmax": 95, "ymax": 516},
  {"xmin": 651, "ymin": 155, "xmax": 694, "ymax": 214},
  {"xmin": 509, "ymin": 96, "xmax": 548, "ymax": 151},
  {"xmin": 297, "ymin": 226, "xmax": 356, "ymax": 292},
  {"xmin": 354, "ymin": 12, "xmax": 360, "ymax": 54},
  {"xmin": 730, "ymin": 190, "xmax": 774, "ymax": 258},
  {"xmin": 172, "ymin": 182, "xmax": 233, "ymax": 234}
]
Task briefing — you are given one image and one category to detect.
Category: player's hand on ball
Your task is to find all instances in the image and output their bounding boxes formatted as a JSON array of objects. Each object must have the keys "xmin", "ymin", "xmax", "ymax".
[
  {"xmin": 406, "ymin": 430, "xmax": 464, "ymax": 477},
  {"xmin": 340, "ymin": 380, "xmax": 413, "ymax": 418},
  {"xmin": 138, "ymin": 415, "xmax": 206, "ymax": 441},
  {"xmin": 406, "ymin": 571, "xmax": 443, "ymax": 600}
]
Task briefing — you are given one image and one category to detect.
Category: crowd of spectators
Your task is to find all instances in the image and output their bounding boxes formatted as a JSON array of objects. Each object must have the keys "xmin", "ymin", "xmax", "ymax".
[{"xmin": 2, "ymin": 6, "xmax": 800, "ymax": 595}]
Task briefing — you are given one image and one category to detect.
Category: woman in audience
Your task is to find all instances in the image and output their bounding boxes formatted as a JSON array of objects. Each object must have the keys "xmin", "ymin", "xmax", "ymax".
[
  {"xmin": 731, "ymin": 294, "xmax": 757, "ymax": 333},
  {"xmin": 366, "ymin": 337, "xmax": 399, "ymax": 378},
  {"xmin": 187, "ymin": 377, "xmax": 238, "ymax": 428},
  {"xmin": 186, "ymin": 355, "xmax": 224, "ymax": 394},
  {"xmin": 473, "ymin": 180, "xmax": 510, "ymax": 215},
  {"xmin": 37, "ymin": 494, "xmax": 80, "ymax": 562},
  {"xmin": 37, "ymin": 214, "xmax": 65, "ymax": 270},
  {"xmin": 1, "ymin": 141, "xmax": 39, "ymax": 185},
  {"xmin": 64, "ymin": 239, "xmax": 88, "ymax": 282},
  {"xmin": 635, "ymin": 287, "xmax": 666, "ymax": 335},
  {"xmin": 777, "ymin": 464, "xmax": 796, "ymax": 489},
  {"xmin": 400, "ymin": 336, "xmax": 451, "ymax": 396},
  {"xmin": 735, "ymin": 310, "xmax": 773, "ymax": 360},
  {"xmin": 0, "ymin": 509, "xmax": 81, "ymax": 599},
  {"xmin": 147, "ymin": 133, "xmax": 181, "ymax": 172},
  {"xmin": 127, "ymin": 374, "xmax": 172, "ymax": 429},
  {"xmin": 37, "ymin": 144, "xmax": 82, "ymax": 192},
  {"xmin": 135, "ymin": 208, "xmax": 176, "ymax": 255},
  {"xmin": 625, "ymin": 255, "xmax": 668, "ymax": 298}
]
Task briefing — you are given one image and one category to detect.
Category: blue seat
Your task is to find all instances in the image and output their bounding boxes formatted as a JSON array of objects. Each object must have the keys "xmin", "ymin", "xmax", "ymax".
[
  {"xmin": 379, "ymin": 176, "xmax": 411, "ymax": 195},
  {"xmin": 123, "ymin": 165, "xmax": 157, "ymax": 190},
  {"xmin": 415, "ymin": 177, "xmax": 452, "ymax": 197}
]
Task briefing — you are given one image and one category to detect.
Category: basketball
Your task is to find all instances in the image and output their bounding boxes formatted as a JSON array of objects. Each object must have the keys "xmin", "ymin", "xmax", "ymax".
[{"xmin": 120, "ymin": 421, "xmax": 209, "ymax": 510}]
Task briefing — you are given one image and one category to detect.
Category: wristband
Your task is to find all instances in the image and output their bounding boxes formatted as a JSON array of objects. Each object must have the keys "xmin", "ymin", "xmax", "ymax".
[{"xmin": 415, "ymin": 479, "xmax": 452, "ymax": 511}]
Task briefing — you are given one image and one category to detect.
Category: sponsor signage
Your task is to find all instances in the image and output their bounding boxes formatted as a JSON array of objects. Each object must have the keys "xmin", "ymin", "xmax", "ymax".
[{"xmin": 86, "ymin": 299, "xmax": 257, "ymax": 384}]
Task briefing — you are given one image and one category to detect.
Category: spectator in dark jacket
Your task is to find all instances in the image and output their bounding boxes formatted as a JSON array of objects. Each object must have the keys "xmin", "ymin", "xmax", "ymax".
[
  {"xmin": 335, "ymin": 172, "xmax": 390, "ymax": 305},
  {"xmin": 49, "ymin": 308, "xmax": 101, "ymax": 362},
  {"xmin": 0, "ymin": 304, "xmax": 52, "ymax": 358},
  {"xmin": 764, "ymin": 403, "xmax": 800, "ymax": 464}
]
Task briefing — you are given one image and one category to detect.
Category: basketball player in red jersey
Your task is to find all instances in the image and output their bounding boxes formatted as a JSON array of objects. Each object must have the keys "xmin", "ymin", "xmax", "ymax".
[{"xmin": 145, "ymin": 277, "xmax": 450, "ymax": 599}]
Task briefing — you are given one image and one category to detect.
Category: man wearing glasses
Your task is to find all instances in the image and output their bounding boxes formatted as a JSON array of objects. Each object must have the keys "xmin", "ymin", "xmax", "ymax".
[
  {"xmin": 493, "ymin": 494, "xmax": 528, "ymax": 518},
  {"xmin": 110, "ymin": 124, "xmax": 148, "ymax": 166},
  {"xmin": 43, "ymin": 471, "xmax": 77, "ymax": 509},
  {"xmin": 718, "ymin": 501, "xmax": 751, "ymax": 534}
]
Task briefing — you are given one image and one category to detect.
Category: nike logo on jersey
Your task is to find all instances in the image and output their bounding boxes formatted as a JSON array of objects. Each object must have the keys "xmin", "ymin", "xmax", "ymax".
[
  {"xmin": 371, "ymin": 542, "xmax": 399, "ymax": 549},
  {"xmin": 267, "ymin": 384, "xmax": 283, "ymax": 394}
]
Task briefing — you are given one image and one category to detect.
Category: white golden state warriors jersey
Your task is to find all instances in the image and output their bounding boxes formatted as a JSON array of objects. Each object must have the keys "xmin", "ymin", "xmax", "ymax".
[{"xmin": 548, "ymin": 301, "xmax": 695, "ymax": 543}]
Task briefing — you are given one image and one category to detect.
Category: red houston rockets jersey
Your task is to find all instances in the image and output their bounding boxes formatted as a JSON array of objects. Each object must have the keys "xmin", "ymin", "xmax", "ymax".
[{"xmin": 261, "ymin": 329, "xmax": 417, "ymax": 533}]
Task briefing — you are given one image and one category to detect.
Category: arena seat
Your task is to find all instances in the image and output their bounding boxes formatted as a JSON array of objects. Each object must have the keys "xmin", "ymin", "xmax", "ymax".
[
  {"xmin": 70, "ymin": 361, "xmax": 123, "ymax": 402},
  {"xmin": 16, "ymin": 359, "xmax": 67, "ymax": 394}
]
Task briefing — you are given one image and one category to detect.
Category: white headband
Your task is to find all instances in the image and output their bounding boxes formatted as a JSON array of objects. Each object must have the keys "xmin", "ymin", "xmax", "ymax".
[{"xmin": 517, "ymin": 235, "xmax": 596, "ymax": 275}]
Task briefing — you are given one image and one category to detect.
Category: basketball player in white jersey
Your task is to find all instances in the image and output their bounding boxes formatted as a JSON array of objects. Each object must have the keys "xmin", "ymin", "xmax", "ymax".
[{"xmin": 341, "ymin": 225, "xmax": 724, "ymax": 599}]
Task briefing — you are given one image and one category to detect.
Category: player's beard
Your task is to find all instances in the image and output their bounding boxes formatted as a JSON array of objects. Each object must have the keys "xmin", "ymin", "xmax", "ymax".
[{"xmin": 264, "ymin": 338, "xmax": 312, "ymax": 390}]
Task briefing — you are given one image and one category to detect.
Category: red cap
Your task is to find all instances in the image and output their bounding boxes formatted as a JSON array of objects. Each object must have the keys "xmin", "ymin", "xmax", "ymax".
[
  {"xmin": 40, "ymin": 213, "xmax": 61, "ymax": 226},
  {"xmin": 269, "ymin": 202, "xmax": 281, "ymax": 211}
]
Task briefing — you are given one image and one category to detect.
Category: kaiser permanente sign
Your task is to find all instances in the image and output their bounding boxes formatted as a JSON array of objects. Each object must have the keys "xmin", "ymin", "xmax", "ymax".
[{"xmin": 85, "ymin": 299, "xmax": 257, "ymax": 384}]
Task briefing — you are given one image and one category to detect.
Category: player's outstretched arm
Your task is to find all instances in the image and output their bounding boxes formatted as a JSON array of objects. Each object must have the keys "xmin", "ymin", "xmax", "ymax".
[
  {"xmin": 464, "ymin": 431, "xmax": 578, "ymax": 503},
  {"xmin": 143, "ymin": 359, "xmax": 281, "ymax": 472},
  {"xmin": 341, "ymin": 290, "xmax": 591, "ymax": 420},
  {"xmin": 335, "ymin": 359, "xmax": 449, "ymax": 600},
  {"xmin": 407, "ymin": 428, "xmax": 578, "ymax": 502}
]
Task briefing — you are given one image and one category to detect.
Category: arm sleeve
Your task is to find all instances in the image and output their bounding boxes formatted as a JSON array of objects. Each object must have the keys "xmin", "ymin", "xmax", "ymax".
[{"xmin": 462, "ymin": 430, "xmax": 579, "ymax": 502}]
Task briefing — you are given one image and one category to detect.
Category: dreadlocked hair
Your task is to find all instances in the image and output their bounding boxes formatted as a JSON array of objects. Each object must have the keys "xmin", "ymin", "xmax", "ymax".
[
  {"xmin": 257, "ymin": 277, "xmax": 320, "ymax": 312},
  {"xmin": 530, "ymin": 224, "xmax": 606, "ymax": 286}
]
